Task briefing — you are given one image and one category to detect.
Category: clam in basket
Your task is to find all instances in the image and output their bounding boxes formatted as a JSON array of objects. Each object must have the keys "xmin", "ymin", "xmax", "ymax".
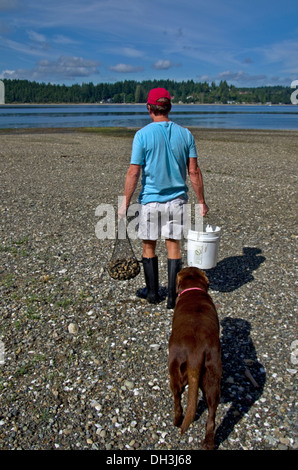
[{"xmin": 107, "ymin": 218, "xmax": 140, "ymax": 281}]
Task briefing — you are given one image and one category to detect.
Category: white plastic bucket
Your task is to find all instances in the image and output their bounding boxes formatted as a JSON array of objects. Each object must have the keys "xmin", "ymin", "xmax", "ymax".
[{"xmin": 187, "ymin": 224, "xmax": 221, "ymax": 269}]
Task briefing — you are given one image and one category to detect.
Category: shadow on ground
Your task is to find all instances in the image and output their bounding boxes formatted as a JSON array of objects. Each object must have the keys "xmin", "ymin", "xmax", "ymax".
[
  {"xmin": 206, "ymin": 247, "xmax": 266, "ymax": 292},
  {"xmin": 195, "ymin": 317, "xmax": 266, "ymax": 449}
]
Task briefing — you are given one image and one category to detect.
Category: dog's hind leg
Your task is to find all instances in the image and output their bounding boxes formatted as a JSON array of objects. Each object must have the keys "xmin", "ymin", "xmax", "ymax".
[
  {"xmin": 180, "ymin": 364, "xmax": 201, "ymax": 434},
  {"xmin": 200, "ymin": 360, "xmax": 221, "ymax": 450},
  {"xmin": 169, "ymin": 358, "xmax": 185, "ymax": 427}
]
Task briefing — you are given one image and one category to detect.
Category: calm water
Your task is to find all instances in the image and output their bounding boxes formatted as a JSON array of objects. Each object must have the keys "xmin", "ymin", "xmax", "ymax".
[{"xmin": 0, "ymin": 104, "xmax": 297, "ymax": 130}]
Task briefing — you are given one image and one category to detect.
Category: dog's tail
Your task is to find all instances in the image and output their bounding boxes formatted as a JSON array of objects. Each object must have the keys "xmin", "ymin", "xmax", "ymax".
[{"xmin": 180, "ymin": 357, "xmax": 204, "ymax": 434}]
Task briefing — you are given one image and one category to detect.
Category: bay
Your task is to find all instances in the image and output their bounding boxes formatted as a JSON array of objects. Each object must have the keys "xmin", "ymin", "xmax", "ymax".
[{"xmin": 0, "ymin": 104, "xmax": 297, "ymax": 130}]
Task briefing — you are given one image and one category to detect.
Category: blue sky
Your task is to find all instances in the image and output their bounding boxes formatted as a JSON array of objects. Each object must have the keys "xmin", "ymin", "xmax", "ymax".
[{"xmin": 0, "ymin": 0, "xmax": 297, "ymax": 87}]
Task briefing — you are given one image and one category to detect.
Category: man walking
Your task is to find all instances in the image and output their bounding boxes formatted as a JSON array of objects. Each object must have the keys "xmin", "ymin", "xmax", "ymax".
[{"xmin": 118, "ymin": 88, "xmax": 208, "ymax": 308}]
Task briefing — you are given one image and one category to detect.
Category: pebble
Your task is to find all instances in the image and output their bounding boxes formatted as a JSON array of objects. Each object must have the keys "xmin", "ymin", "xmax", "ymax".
[
  {"xmin": 150, "ymin": 344, "xmax": 160, "ymax": 351},
  {"xmin": 0, "ymin": 130, "xmax": 296, "ymax": 451},
  {"xmin": 124, "ymin": 380, "xmax": 135, "ymax": 390},
  {"xmin": 68, "ymin": 323, "xmax": 79, "ymax": 335}
]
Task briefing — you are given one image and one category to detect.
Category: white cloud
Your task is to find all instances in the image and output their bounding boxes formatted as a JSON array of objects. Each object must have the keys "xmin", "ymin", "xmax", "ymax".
[
  {"xmin": 122, "ymin": 47, "xmax": 143, "ymax": 58},
  {"xmin": 217, "ymin": 70, "xmax": 267, "ymax": 83},
  {"xmin": 153, "ymin": 60, "xmax": 173, "ymax": 70},
  {"xmin": 2, "ymin": 37, "xmax": 47, "ymax": 57},
  {"xmin": 259, "ymin": 39, "xmax": 298, "ymax": 75},
  {"xmin": 1, "ymin": 56, "xmax": 100, "ymax": 81},
  {"xmin": 52, "ymin": 34, "xmax": 80, "ymax": 45},
  {"xmin": 199, "ymin": 75, "xmax": 212, "ymax": 82},
  {"xmin": 196, "ymin": 70, "xmax": 274, "ymax": 86},
  {"xmin": 109, "ymin": 63, "xmax": 144, "ymax": 73},
  {"xmin": 261, "ymin": 39, "xmax": 298, "ymax": 63},
  {"xmin": 0, "ymin": 69, "xmax": 18, "ymax": 78},
  {"xmin": 36, "ymin": 56, "xmax": 100, "ymax": 79},
  {"xmin": 27, "ymin": 30, "xmax": 47, "ymax": 43}
]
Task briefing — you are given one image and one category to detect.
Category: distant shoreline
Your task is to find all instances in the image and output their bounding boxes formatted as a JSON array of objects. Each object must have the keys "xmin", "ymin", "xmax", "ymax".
[
  {"xmin": 1, "ymin": 127, "xmax": 297, "ymax": 136},
  {"xmin": 0, "ymin": 102, "xmax": 295, "ymax": 107}
]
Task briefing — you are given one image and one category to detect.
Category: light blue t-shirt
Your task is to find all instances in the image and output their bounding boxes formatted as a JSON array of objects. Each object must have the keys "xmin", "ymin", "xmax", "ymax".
[{"xmin": 130, "ymin": 121, "xmax": 198, "ymax": 204}]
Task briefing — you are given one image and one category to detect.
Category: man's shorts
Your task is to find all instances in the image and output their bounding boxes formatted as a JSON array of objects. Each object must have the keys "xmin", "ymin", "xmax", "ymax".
[{"xmin": 138, "ymin": 197, "xmax": 188, "ymax": 240}]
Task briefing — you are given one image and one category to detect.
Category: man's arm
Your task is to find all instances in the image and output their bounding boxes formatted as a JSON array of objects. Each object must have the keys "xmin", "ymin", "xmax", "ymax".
[
  {"xmin": 118, "ymin": 164, "xmax": 141, "ymax": 218},
  {"xmin": 187, "ymin": 158, "xmax": 209, "ymax": 216}
]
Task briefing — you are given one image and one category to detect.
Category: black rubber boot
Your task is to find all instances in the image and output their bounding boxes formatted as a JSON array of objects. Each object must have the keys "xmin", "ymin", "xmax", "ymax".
[
  {"xmin": 167, "ymin": 258, "xmax": 182, "ymax": 309},
  {"xmin": 137, "ymin": 256, "xmax": 159, "ymax": 304}
]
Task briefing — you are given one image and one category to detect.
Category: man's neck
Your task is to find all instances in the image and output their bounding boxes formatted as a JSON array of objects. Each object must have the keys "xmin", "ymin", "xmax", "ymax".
[
  {"xmin": 149, "ymin": 109, "xmax": 169, "ymax": 123},
  {"xmin": 151, "ymin": 115, "xmax": 170, "ymax": 122}
]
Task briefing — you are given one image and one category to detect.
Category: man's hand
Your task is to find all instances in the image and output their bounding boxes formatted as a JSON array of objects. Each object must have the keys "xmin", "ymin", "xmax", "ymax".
[
  {"xmin": 199, "ymin": 202, "xmax": 209, "ymax": 217},
  {"xmin": 118, "ymin": 202, "xmax": 127, "ymax": 219}
]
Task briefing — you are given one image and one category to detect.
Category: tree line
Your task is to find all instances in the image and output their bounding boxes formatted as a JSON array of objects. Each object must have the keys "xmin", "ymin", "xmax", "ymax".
[{"xmin": 1, "ymin": 78, "xmax": 293, "ymax": 105}]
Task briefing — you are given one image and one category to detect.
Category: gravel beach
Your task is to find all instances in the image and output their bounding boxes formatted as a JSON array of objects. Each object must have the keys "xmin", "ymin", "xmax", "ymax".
[{"xmin": 0, "ymin": 127, "xmax": 297, "ymax": 451}]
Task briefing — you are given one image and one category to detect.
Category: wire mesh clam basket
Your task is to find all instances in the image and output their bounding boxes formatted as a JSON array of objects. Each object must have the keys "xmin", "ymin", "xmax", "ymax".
[{"xmin": 107, "ymin": 218, "xmax": 140, "ymax": 281}]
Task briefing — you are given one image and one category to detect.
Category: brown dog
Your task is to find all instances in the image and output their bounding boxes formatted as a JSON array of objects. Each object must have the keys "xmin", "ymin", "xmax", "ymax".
[{"xmin": 168, "ymin": 267, "xmax": 222, "ymax": 450}]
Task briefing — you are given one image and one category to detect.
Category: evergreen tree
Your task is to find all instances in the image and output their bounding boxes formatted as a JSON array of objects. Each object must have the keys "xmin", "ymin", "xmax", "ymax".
[{"xmin": 1, "ymin": 78, "xmax": 293, "ymax": 105}]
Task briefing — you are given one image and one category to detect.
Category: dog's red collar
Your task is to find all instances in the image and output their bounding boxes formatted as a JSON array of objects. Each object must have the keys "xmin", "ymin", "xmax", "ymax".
[{"xmin": 178, "ymin": 287, "xmax": 205, "ymax": 297}]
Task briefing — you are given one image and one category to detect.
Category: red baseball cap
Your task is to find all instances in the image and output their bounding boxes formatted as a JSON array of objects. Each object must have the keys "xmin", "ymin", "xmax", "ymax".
[{"xmin": 147, "ymin": 88, "xmax": 171, "ymax": 105}]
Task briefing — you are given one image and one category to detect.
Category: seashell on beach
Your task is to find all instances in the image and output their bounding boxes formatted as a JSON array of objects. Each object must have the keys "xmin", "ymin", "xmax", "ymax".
[{"xmin": 107, "ymin": 257, "xmax": 140, "ymax": 280}]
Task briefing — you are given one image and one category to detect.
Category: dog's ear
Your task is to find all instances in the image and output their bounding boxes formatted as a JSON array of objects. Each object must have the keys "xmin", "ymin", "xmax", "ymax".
[
  {"xmin": 200, "ymin": 270, "xmax": 210, "ymax": 289},
  {"xmin": 176, "ymin": 272, "xmax": 182, "ymax": 294}
]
